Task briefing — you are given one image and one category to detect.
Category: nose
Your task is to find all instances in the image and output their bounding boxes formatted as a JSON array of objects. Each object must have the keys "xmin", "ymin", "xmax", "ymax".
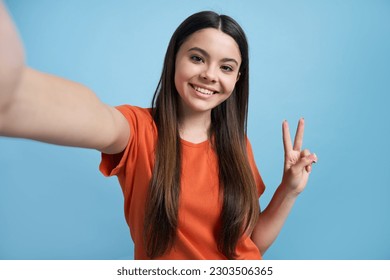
[{"xmin": 200, "ymin": 66, "xmax": 217, "ymax": 83}]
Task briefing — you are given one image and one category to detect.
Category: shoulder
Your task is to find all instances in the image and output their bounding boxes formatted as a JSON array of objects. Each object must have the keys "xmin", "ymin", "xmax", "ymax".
[
  {"xmin": 245, "ymin": 136, "xmax": 255, "ymax": 154},
  {"xmin": 115, "ymin": 105, "xmax": 153, "ymax": 121},
  {"xmin": 114, "ymin": 105, "xmax": 157, "ymax": 140}
]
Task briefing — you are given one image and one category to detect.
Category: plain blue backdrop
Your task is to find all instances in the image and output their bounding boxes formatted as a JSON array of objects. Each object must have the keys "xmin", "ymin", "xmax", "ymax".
[{"xmin": 1, "ymin": 0, "xmax": 389, "ymax": 260}]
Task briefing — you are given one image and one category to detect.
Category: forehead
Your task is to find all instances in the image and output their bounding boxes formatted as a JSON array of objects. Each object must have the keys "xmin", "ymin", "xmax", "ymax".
[{"xmin": 179, "ymin": 28, "xmax": 241, "ymax": 63}]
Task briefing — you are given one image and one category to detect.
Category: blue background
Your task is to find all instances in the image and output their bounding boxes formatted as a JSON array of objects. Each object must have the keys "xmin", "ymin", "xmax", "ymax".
[{"xmin": 1, "ymin": 0, "xmax": 389, "ymax": 260}]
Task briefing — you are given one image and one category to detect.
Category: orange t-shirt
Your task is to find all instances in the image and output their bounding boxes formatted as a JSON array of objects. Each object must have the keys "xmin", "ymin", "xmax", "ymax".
[{"xmin": 99, "ymin": 105, "xmax": 265, "ymax": 259}]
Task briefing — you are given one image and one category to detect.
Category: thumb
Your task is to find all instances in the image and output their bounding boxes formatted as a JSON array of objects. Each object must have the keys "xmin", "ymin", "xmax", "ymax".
[{"xmin": 293, "ymin": 153, "xmax": 317, "ymax": 173}]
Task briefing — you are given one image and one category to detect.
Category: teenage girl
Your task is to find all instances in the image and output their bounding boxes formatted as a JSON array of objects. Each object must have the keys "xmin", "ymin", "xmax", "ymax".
[{"xmin": 0, "ymin": 4, "xmax": 317, "ymax": 260}]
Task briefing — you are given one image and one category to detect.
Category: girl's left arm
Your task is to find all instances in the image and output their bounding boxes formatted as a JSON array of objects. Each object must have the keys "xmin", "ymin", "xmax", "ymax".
[{"xmin": 251, "ymin": 118, "xmax": 317, "ymax": 256}]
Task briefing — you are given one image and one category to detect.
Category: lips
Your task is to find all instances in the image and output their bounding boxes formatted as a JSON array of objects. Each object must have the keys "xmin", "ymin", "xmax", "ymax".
[{"xmin": 191, "ymin": 84, "xmax": 218, "ymax": 95}]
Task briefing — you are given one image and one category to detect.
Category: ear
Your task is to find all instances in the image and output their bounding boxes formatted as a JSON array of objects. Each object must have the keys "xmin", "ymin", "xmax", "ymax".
[{"xmin": 236, "ymin": 72, "xmax": 241, "ymax": 81}]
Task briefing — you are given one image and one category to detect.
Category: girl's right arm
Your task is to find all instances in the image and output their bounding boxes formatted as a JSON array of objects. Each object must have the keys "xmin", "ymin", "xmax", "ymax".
[{"xmin": 0, "ymin": 2, "xmax": 130, "ymax": 154}]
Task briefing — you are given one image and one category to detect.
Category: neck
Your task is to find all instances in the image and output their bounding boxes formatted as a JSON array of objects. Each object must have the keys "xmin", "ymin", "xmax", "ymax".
[{"xmin": 178, "ymin": 110, "xmax": 211, "ymax": 144}]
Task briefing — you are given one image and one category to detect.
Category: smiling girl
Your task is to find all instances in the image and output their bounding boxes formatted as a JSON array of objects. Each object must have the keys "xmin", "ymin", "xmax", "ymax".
[{"xmin": 0, "ymin": 4, "xmax": 317, "ymax": 260}]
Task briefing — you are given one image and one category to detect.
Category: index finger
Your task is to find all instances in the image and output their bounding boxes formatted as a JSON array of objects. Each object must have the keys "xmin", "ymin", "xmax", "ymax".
[
  {"xmin": 293, "ymin": 118, "xmax": 305, "ymax": 151},
  {"xmin": 282, "ymin": 120, "xmax": 293, "ymax": 153}
]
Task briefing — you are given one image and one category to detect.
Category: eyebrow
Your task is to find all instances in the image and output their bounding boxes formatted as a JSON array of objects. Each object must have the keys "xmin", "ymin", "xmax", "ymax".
[{"xmin": 187, "ymin": 47, "xmax": 239, "ymax": 66}]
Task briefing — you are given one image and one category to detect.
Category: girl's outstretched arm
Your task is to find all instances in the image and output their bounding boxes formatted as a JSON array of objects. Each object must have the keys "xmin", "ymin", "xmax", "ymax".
[
  {"xmin": 0, "ymin": 1, "xmax": 24, "ymax": 111},
  {"xmin": 0, "ymin": 2, "xmax": 129, "ymax": 154},
  {"xmin": 251, "ymin": 119, "xmax": 318, "ymax": 256}
]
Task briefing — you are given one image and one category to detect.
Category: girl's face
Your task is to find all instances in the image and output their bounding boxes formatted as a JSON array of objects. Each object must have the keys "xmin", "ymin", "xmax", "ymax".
[{"xmin": 174, "ymin": 28, "xmax": 241, "ymax": 117}]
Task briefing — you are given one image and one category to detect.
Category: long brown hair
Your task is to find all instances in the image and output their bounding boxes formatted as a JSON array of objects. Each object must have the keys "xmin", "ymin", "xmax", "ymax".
[{"xmin": 144, "ymin": 11, "xmax": 259, "ymax": 259}]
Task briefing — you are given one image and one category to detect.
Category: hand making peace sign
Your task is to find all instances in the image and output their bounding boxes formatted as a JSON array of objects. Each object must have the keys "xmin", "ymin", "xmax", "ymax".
[{"xmin": 281, "ymin": 118, "xmax": 318, "ymax": 195}]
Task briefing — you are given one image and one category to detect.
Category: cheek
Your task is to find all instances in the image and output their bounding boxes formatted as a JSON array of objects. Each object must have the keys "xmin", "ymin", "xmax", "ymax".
[
  {"xmin": 223, "ymin": 77, "xmax": 238, "ymax": 94},
  {"xmin": 174, "ymin": 66, "xmax": 184, "ymax": 92},
  {"xmin": 174, "ymin": 62, "xmax": 189, "ymax": 87},
  {"xmin": 220, "ymin": 79, "xmax": 238, "ymax": 101},
  {"xmin": 174, "ymin": 70, "xmax": 190, "ymax": 99},
  {"xmin": 174, "ymin": 71, "xmax": 179, "ymax": 91}
]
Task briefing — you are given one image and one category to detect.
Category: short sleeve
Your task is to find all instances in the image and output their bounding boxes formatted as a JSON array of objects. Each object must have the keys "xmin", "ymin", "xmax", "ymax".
[
  {"xmin": 99, "ymin": 105, "xmax": 156, "ymax": 178},
  {"xmin": 246, "ymin": 138, "xmax": 266, "ymax": 197},
  {"xmin": 99, "ymin": 105, "xmax": 135, "ymax": 177}
]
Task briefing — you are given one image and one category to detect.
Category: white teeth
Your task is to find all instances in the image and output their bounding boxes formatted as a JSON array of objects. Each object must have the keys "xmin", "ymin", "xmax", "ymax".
[{"xmin": 193, "ymin": 85, "xmax": 214, "ymax": 95}]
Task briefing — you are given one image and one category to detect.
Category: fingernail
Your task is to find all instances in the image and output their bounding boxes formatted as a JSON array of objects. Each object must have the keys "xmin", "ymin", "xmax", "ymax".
[{"xmin": 312, "ymin": 153, "xmax": 317, "ymax": 163}]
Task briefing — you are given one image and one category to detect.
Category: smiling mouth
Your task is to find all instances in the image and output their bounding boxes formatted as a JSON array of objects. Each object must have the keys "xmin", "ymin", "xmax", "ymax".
[{"xmin": 191, "ymin": 84, "xmax": 218, "ymax": 95}]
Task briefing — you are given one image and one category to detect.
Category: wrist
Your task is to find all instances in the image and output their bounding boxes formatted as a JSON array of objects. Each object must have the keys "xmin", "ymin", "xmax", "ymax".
[{"xmin": 278, "ymin": 181, "xmax": 301, "ymax": 199}]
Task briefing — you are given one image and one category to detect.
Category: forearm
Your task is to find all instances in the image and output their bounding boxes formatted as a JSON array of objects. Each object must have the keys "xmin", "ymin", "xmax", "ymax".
[
  {"xmin": 0, "ymin": 67, "xmax": 129, "ymax": 153},
  {"xmin": 251, "ymin": 182, "xmax": 299, "ymax": 256},
  {"xmin": 0, "ymin": 1, "xmax": 25, "ymax": 111}
]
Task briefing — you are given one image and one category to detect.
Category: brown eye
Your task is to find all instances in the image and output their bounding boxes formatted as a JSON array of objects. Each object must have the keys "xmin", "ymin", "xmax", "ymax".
[
  {"xmin": 221, "ymin": 65, "xmax": 233, "ymax": 72},
  {"xmin": 190, "ymin": 55, "xmax": 204, "ymax": 63}
]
